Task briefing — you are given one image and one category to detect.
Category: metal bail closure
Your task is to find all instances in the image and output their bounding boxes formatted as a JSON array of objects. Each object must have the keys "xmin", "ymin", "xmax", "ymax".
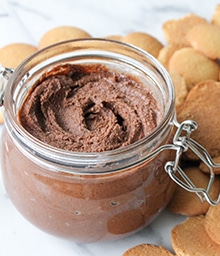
[
  {"xmin": 164, "ymin": 119, "xmax": 220, "ymax": 206},
  {"xmin": 0, "ymin": 64, "xmax": 14, "ymax": 106}
]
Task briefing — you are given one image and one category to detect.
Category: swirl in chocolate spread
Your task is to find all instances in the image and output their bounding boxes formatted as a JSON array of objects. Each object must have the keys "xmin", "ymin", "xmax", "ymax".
[{"xmin": 18, "ymin": 64, "xmax": 161, "ymax": 152}]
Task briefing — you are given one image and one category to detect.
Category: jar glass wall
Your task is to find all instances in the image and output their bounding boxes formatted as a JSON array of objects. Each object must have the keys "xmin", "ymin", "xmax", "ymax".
[{"xmin": 0, "ymin": 39, "xmax": 175, "ymax": 242}]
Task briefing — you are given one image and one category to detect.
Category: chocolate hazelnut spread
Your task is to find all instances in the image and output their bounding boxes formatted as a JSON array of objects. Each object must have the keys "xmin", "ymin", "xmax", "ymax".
[
  {"xmin": 1, "ymin": 39, "xmax": 176, "ymax": 243},
  {"xmin": 18, "ymin": 64, "xmax": 161, "ymax": 152}
]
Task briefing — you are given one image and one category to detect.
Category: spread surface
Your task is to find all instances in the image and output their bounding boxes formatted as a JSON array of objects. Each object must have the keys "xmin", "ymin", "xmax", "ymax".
[{"xmin": 19, "ymin": 64, "xmax": 161, "ymax": 152}]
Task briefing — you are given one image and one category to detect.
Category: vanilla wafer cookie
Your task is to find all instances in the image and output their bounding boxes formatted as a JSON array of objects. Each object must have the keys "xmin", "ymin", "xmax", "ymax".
[
  {"xmin": 199, "ymin": 155, "xmax": 220, "ymax": 174},
  {"xmin": 205, "ymin": 203, "xmax": 220, "ymax": 245},
  {"xmin": 122, "ymin": 243, "xmax": 174, "ymax": 256},
  {"xmin": 169, "ymin": 72, "xmax": 188, "ymax": 107},
  {"xmin": 187, "ymin": 23, "xmax": 220, "ymax": 59},
  {"xmin": 105, "ymin": 35, "xmax": 123, "ymax": 41},
  {"xmin": 171, "ymin": 216, "xmax": 220, "ymax": 256},
  {"xmin": 0, "ymin": 43, "xmax": 37, "ymax": 69},
  {"xmin": 157, "ymin": 44, "xmax": 184, "ymax": 70},
  {"xmin": 212, "ymin": 4, "xmax": 220, "ymax": 27},
  {"xmin": 177, "ymin": 80, "xmax": 220, "ymax": 160},
  {"xmin": 162, "ymin": 14, "xmax": 208, "ymax": 46},
  {"xmin": 168, "ymin": 47, "xmax": 219, "ymax": 89},
  {"xmin": 122, "ymin": 32, "xmax": 163, "ymax": 58},
  {"xmin": 38, "ymin": 26, "xmax": 91, "ymax": 49}
]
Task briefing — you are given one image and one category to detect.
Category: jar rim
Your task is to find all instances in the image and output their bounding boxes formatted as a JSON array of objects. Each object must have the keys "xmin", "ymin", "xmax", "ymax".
[{"xmin": 4, "ymin": 38, "xmax": 175, "ymax": 173}]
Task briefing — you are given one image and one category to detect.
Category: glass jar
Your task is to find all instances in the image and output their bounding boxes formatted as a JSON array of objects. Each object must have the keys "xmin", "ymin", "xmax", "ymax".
[{"xmin": 0, "ymin": 39, "xmax": 176, "ymax": 242}]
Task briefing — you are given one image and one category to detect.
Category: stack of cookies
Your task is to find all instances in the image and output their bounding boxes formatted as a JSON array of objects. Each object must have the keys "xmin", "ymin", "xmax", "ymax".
[
  {"xmin": 1, "ymin": 3, "xmax": 220, "ymax": 256},
  {"xmin": 123, "ymin": 4, "xmax": 220, "ymax": 256}
]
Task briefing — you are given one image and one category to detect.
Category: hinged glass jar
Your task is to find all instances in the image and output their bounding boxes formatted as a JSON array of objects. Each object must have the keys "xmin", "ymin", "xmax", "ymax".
[{"xmin": 0, "ymin": 39, "xmax": 219, "ymax": 243}]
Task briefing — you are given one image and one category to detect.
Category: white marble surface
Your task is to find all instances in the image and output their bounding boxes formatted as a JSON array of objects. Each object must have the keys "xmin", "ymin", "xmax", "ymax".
[{"xmin": 0, "ymin": 0, "xmax": 219, "ymax": 255}]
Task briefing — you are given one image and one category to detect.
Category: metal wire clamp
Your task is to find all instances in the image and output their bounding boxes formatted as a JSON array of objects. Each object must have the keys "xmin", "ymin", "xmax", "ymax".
[{"xmin": 163, "ymin": 119, "xmax": 220, "ymax": 206}]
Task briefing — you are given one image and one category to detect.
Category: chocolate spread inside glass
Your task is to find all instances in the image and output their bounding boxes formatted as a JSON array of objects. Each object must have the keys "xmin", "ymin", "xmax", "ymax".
[
  {"xmin": 2, "ymin": 62, "xmax": 175, "ymax": 243},
  {"xmin": 18, "ymin": 63, "xmax": 161, "ymax": 152}
]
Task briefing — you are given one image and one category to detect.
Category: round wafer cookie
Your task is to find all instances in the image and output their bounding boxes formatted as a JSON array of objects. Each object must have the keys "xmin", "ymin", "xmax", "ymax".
[
  {"xmin": 204, "ymin": 203, "xmax": 220, "ymax": 245},
  {"xmin": 199, "ymin": 155, "xmax": 220, "ymax": 174},
  {"xmin": 0, "ymin": 43, "xmax": 37, "ymax": 69},
  {"xmin": 157, "ymin": 44, "xmax": 184, "ymax": 70},
  {"xmin": 38, "ymin": 26, "xmax": 91, "ymax": 49},
  {"xmin": 187, "ymin": 23, "xmax": 220, "ymax": 59},
  {"xmin": 122, "ymin": 32, "xmax": 163, "ymax": 58},
  {"xmin": 162, "ymin": 14, "xmax": 208, "ymax": 46},
  {"xmin": 212, "ymin": 4, "xmax": 220, "ymax": 27},
  {"xmin": 168, "ymin": 166, "xmax": 220, "ymax": 216},
  {"xmin": 169, "ymin": 72, "xmax": 188, "ymax": 107},
  {"xmin": 105, "ymin": 35, "xmax": 123, "ymax": 41},
  {"xmin": 122, "ymin": 243, "xmax": 174, "ymax": 256},
  {"xmin": 171, "ymin": 216, "xmax": 220, "ymax": 256},
  {"xmin": 177, "ymin": 80, "xmax": 220, "ymax": 160},
  {"xmin": 168, "ymin": 47, "xmax": 219, "ymax": 89}
]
